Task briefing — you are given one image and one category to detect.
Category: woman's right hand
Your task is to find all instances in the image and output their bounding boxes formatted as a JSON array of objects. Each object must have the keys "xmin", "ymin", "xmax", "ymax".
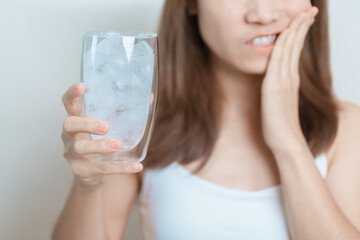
[{"xmin": 61, "ymin": 82, "xmax": 143, "ymax": 187}]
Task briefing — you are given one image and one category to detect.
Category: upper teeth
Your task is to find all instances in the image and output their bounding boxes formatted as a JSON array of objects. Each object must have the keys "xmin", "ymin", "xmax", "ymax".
[{"xmin": 249, "ymin": 35, "xmax": 277, "ymax": 46}]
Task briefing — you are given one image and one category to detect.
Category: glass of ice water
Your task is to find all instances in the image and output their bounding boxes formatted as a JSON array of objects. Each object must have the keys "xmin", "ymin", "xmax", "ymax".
[{"xmin": 80, "ymin": 31, "xmax": 158, "ymax": 165}]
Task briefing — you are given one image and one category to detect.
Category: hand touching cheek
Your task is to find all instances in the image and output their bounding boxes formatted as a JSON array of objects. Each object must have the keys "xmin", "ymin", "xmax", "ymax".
[{"xmin": 260, "ymin": 6, "xmax": 319, "ymax": 155}]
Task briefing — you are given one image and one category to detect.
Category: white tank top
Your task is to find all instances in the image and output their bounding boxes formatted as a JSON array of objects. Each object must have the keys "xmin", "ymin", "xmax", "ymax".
[{"xmin": 137, "ymin": 153, "xmax": 328, "ymax": 240}]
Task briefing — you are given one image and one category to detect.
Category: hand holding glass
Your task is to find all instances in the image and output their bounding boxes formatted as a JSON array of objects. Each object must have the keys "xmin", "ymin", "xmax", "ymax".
[{"xmin": 80, "ymin": 32, "xmax": 158, "ymax": 165}]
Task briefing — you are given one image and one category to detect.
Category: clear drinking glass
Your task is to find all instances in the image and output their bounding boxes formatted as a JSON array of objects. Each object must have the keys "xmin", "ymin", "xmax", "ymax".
[{"xmin": 80, "ymin": 31, "xmax": 158, "ymax": 165}]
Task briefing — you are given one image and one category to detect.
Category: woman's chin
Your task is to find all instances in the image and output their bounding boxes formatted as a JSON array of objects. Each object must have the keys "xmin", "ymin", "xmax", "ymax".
[{"xmin": 236, "ymin": 61, "xmax": 268, "ymax": 75}]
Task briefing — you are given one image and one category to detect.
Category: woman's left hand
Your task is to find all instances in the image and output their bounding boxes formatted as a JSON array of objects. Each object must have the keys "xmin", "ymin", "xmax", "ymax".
[{"xmin": 261, "ymin": 7, "xmax": 319, "ymax": 155}]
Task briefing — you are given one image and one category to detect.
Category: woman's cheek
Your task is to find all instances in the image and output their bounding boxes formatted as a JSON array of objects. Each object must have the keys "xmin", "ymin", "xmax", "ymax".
[
  {"xmin": 197, "ymin": 13, "xmax": 230, "ymax": 56},
  {"xmin": 281, "ymin": 0, "xmax": 312, "ymax": 18}
]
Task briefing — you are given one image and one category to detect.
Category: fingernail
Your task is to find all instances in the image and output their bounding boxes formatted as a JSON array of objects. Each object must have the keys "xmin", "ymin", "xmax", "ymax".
[
  {"xmin": 132, "ymin": 164, "xmax": 142, "ymax": 171},
  {"xmin": 310, "ymin": 7, "xmax": 319, "ymax": 17},
  {"xmin": 97, "ymin": 123, "xmax": 107, "ymax": 133},
  {"xmin": 110, "ymin": 140, "xmax": 121, "ymax": 149},
  {"xmin": 72, "ymin": 84, "xmax": 79, "ymax": 94}
]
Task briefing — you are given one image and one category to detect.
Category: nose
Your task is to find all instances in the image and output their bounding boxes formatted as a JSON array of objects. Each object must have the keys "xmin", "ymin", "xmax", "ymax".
[{"xmin": 245, "ymin": 0, "xmax": 279, "ymax": 24}]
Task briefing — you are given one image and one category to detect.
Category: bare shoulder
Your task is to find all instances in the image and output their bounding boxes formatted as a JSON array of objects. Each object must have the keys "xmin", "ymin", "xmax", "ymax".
[
  {"xmin": 336, "ymin": 99, "xmax": 360, "ymax": 141},
  {"xmin": 325, "ymin": 99, "xmax": 360, "ymax": 168},
  {"xmin": 337, "ymin": 99, "xmax": 360, "ymax": 118},
  {"xmin": 332, "ymin": 99, "xmax": 360, "ymax": 162},
  {"xmin": 325, "ymin": 99, "xmax": 360, "ymax": 230}
]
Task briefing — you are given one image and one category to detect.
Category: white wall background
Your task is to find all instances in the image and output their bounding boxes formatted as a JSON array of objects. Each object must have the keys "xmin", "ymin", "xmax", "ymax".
[{"xmin": 0, "ymin": 0, "xmax": 359, "ymax": 240}]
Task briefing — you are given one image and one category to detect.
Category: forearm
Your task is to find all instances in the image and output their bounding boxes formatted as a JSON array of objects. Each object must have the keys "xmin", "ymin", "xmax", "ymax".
[
  {"xmin": 52, "ymin": 177, "xmax": 106, "ymax": 240},
  {"xmin": 274, "ymin": 145, "xmax": 360, "ymax": 240}
]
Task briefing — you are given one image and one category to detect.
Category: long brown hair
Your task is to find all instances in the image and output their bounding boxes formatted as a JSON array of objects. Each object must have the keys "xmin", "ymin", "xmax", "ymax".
[{"xmin": 142, "ymin": 0, "xmax": 341, "ymax": 173}]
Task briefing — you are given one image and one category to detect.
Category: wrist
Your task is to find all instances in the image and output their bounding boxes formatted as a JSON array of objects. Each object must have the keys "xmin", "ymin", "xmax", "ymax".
[
  {"xmin": 271, "ymin": 133, "xmax": 307, "ymax": 152},
  {"xmin": 271, "ymin": 138, "xmax": 310, "ymax": 162},
  {"xmin": 73, "ymin": 175, "xmax": 104, "ymax": 190}
]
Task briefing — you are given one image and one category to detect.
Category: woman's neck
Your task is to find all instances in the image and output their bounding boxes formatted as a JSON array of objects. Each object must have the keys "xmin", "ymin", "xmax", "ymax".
[
  {"xmin": 210, "ymin": 53, "xmax": 264, "ymax": 121},
  {"xmin": 210, "ymin": 53, "xmax": 272, "ymax": 156}
]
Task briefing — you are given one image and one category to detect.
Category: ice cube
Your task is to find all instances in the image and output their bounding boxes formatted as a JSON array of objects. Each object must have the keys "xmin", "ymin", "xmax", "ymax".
[
  {"xmin": 96, "ymin": 36, "xmax": 126, "ymax": 57},
  {"xmin": 83, "ymin": 38, "xmax": 155, "ymax": 151},
  {"xmin": 122, "ymin": 36, "xmax": 135, "ymax": 63},
  {"xmin": 132, "ymin": 40, "xmax": 154, "ymax": 56}
]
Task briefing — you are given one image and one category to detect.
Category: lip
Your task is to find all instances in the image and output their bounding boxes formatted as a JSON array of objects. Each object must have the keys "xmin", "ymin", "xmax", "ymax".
[
  {"xmin": 245, "ymin": 41, "xmax": 276, "ymax": 51},
  {"xmin": 245, "ymin": 31, "xmax": 281, "ymax": 45}
]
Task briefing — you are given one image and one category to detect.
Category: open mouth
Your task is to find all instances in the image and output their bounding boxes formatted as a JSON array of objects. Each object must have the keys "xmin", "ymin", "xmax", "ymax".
[{"xmin": 246, "ymin": 33, "xmax": 280, "ymax": 47}]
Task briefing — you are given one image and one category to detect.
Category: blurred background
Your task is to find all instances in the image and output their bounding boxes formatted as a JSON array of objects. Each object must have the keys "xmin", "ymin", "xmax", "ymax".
[{"xmin": 0, "ymin": 0, "xmax": 359, "ymax": 239}]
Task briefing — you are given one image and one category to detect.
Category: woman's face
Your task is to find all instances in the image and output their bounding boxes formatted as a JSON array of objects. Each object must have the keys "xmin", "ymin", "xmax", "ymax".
[{"xmin": 195, "ymin": 0, "xmax": 312, "ymax": 75}]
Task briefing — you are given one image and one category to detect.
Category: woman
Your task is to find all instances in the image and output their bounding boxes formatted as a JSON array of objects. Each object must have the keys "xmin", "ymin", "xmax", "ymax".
[{"xmin": 52, "ymin": 0, "xmax": 360, "ymax": 239}]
